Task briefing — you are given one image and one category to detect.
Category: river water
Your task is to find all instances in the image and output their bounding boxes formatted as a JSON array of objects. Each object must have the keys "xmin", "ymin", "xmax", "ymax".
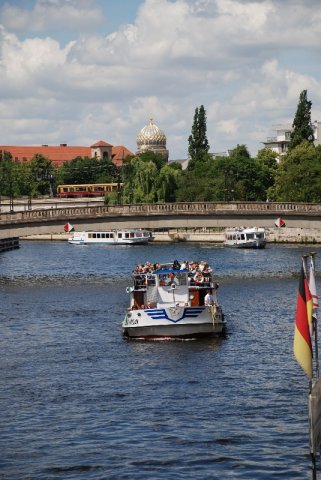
[{"xmin": 1, "ymin": 241, "xmax": 320, "ymax": 479}]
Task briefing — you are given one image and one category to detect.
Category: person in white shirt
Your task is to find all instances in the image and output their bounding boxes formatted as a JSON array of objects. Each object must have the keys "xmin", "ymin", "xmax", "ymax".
[{"xmin": 204, "ymin": 289, "xmax": 215, "ymax": 306}]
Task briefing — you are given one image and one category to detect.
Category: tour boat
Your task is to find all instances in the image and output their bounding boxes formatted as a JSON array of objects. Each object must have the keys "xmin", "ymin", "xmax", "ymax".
[
  {"xmin": 224, "ymin": 227, "xmax": 266, "ymax": 249},
  {"xmin": 122, "ymin": 260, "xmax": 226, "ymax": 339},
  {"xmin": 68, "ymin": 229, "xmax": 153, "ymax": 245}
]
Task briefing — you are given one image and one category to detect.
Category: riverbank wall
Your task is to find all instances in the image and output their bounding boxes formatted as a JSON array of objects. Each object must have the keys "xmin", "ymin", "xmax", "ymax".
[
  {"xmin": 0, "ymin": 237, "xmax": 20, "ymax": 252},
  {"xmin": 19, "ymin": 227, "xmax": 321, "ymax": 244}
]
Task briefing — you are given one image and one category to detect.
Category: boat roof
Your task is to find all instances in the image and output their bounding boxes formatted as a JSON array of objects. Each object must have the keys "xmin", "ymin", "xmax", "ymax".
[
  {"xmin": 154, "ymin": 268, "xmax": 189, "ymax": 274},
  {"xmin": 225, "ymin": 227, "xmax": 265, "ymax": 232},
  {"xmin": 74, "ymin": 229, "xmax": 149, "ymax": 233}
]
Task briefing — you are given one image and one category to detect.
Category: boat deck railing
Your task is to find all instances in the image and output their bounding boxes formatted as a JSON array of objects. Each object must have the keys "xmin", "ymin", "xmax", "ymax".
[{"xmin": 131, "ymin": 272, "xmax": 214, "ymax": 290}]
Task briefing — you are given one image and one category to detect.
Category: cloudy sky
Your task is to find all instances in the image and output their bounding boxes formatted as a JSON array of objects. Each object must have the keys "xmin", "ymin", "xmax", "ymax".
[{"xmin": 0, "ymin": 0, "xmax": 320, "ymax": 160}]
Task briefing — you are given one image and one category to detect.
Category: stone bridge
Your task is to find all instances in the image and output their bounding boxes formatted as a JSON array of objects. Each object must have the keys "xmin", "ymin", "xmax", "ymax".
[{"xmin": 1, "ymin": 201, "xmax": 321, "ymax": 239}]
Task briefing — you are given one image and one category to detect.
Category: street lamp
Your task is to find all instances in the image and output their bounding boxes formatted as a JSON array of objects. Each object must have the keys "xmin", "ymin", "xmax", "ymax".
[
  {"xmin": 223, "ymin": 168, "xmax": 237, "ymax": 202},
  {"xmin": 117, "ymin": 178, "xmax": 122, "ymax": 205},
  {"xmin": 36, "ymin": 170, "xmax": 55, "ymax": 197},
  {"xmin": 9, "ymin": 178, "xmax": 14, "ymax": 213}
]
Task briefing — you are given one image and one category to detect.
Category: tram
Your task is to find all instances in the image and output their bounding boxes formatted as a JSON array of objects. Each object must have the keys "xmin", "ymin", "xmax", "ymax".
[{"xmin": 56, "ymin": 183, "xmax": 123, "ymax": 198}]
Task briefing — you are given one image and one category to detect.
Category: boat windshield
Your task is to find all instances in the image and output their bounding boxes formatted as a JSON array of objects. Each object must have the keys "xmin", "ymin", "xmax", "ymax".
[{"xmin": 158, "ymin": 271, "xmax": 187, "ymax": 287}]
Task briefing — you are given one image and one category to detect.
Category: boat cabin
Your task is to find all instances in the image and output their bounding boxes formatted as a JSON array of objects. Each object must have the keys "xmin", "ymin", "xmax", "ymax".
[{"xmin": 130, "ymin": 265, "xmax": 215, "ymax": 310}]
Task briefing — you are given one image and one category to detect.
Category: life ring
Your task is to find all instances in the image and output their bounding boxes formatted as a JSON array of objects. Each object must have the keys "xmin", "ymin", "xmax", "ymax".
[{"xmin": 194, "ymin": 272, "xmax": 204, "ymax": 284}]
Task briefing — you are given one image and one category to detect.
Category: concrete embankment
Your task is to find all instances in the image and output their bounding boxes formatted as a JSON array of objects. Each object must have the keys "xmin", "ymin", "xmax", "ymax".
[{"xmin": 19, "ymin": 227, "xmax": 321, "ymax": 244}]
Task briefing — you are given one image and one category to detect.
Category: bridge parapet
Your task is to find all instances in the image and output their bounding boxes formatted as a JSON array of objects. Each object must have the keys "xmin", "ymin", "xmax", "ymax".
[{"xmin": 1, "ymin": 201, "xmax": 321, "ymax": 225}]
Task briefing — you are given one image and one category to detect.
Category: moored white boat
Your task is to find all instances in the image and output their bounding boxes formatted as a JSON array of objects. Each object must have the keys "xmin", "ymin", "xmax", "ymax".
[
  {"xmin": 122, "ymin": 260, "xmax": 226, "ymax": 340},
  {"xmin": 68, "ymin": 229, "xmax": 153, "ymax": 245},
  {"xmin": 224, "ymin": 227, "xmax": 266, "ymax": 249}
]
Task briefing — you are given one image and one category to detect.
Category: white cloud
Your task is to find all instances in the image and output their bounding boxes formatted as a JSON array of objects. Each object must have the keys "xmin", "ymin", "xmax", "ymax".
[
  {"xmin": 0, "ymin": 0, "xmax": 321, "ymax": 158},
  {"xmin": 0, "ymin": 0, "xmax": 103, "ymax": 34}
]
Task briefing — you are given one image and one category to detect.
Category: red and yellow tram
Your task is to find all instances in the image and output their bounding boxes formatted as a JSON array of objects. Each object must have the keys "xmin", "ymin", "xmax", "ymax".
[{"xmin": 56, "ymin": 183, "xmax": 123, "ymax": 198}]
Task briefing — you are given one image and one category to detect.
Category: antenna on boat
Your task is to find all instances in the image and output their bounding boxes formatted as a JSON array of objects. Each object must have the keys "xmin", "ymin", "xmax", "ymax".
[{"xmin": 170, "ymin": 283, "xmax": 176, "ymax": 304}]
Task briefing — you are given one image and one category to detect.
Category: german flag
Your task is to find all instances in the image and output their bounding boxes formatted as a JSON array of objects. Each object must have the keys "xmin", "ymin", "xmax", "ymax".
[{"xmin": 294, "ymin": 262, "xmax": 313, "ymax": 378}]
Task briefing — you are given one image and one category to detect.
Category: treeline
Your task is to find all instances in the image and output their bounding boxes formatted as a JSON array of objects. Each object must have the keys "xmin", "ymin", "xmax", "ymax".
[{"xmin": 1, "ymin": 90, "xmax": 321, "ymax": 203}]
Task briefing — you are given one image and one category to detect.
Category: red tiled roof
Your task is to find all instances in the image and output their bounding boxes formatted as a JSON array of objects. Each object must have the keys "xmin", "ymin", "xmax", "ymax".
[
  {"xmin": 0, "ymin": 142, "xmax": 134, "ymax": 167},
  {"xmin": 0, "ymin": 145, "xmax": 91, "ymax": 167},
  {"xmin": 91, "ymin": 140, "xmax": 113, "ymax": 147},
  {"xmin": 112, "ymin": 146, "xmax": 134, "ymax": 166}
]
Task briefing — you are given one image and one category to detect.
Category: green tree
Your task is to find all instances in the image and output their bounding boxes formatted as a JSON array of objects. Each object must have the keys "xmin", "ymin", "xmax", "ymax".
[
  {"xmin": 155, "ymin": 164, "xmax": 182, "ymax": 202},
  {"xmin": 59, "ymin": 156, "xmax": 118, "ymax": 185},
  {"xmin": 220, "ymin": 145, "xmax": 266, "ymax": 201},
  {"xmin": 0, "ymin": 150, "xmax": 21, "ymax": 197},
  {"xmin": 137, "ymin": 150, "xmax": 166, "ymax": 170},
  {"xmin": 256, "ymin": 148, "xmax": 278, "ymax": 198},
  {"xmin": 176, "ymin": 144, "xmax": 268, "ymax": 202},
  {"xmin": 120, "ymin": 152, "xmax": 182, "ymax": 204},
  {"xmin": 288, "ymin": 89, "xmax": 314, "ymax": 151},
  {"xmin": 29, "ymin": 154, "xmax": 54, "ymax": 196},
  {"xmin": 187, "ymin": 105, "xmax": 209, "ymax": 170},
  {"xmin": 269, "ymin": 141, "xmax": 321, "ymax": 202}
]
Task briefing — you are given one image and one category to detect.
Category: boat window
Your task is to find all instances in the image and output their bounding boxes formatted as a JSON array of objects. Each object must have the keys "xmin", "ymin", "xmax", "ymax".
[
  {"xmin": 130, "ymin": 232, "xmax": 135, "ymax": 238},
  {"xmin": 88, "ymin": 233, "xmax": 92, "ymax": 238},
  {"xmin": 93, "ymin": 233, "xmax": 97, "ymax": 238},
  {"xmin": 118, "ymin": 233, "xmax": 122, "ymax": 238},
  {"xmin": 101, "ymin": 233, "xmax": 106, "ymax": 238},
  {"xmin": 96, "ymin": 233, "xmax": 101, "ymax": 239},
  {"xmin": 125, "ymin": 233, "xmax": 130, "ymax": 238}
]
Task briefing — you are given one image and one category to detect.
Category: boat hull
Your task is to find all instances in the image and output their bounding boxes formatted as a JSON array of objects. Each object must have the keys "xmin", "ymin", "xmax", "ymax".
[
  {"xmin": 123, "ymin": 322, "xmax": 226, "ymax": 339},
  {"xmin": 122, "ymin": 306, "xmax": 226, "ymax": 339},
  {"xmin": 224, "ymin": 241, "xmax": 266, "ymax": 249},
  {"xmin": 224, "ymin": 227, "xmax": 266, "ymax": 249},
  {"xmin": 68, "ymin": 229, "xmax": 152, "ymax": 245},
  {"xmin": 68, "ymin": 239, "xmax": 149, "ymax": 245}
]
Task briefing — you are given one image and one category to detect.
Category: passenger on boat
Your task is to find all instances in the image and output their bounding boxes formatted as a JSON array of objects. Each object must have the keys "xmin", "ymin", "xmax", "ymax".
[
  {"xmin": 133, "ymin": 275, "xmax": 144, "ymax": 288},
  {"xmin": 204, "ymin": 290, "xmax": 215, "ymax": 306},
  {"xmin": 180, "ymin": 260, "xmax": 189, "ymax": 270},
  {"xmin": 167, "ymin": 272, "xmax": 179, "ymax": 286},
  {"xmin": 173, "ymin": 259, "xmax": 181, "ymax": 270}
]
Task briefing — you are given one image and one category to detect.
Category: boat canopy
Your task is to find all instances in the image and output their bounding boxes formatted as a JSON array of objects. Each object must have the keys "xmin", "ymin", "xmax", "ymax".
[{"xmin": 154, "ymin": 268, "xmax": 189, "ymax": 274}]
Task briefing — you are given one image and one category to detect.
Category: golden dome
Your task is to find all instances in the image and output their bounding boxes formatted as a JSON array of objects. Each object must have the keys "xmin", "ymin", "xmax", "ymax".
[{"xmin": 137, "ymin": 117, "xmax": 167, "ymax": 148}]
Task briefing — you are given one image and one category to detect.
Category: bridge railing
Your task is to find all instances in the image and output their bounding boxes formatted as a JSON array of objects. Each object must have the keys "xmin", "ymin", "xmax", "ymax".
[{"xmin": 1, "ymin": 201, "xmax": 321, "ymax": 224}]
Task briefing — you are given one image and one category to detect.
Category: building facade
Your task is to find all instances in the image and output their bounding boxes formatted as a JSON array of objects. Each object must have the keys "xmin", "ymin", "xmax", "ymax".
[{"xmin": 263, "ymin": 120, "xmax": 321, "ymax": 156}]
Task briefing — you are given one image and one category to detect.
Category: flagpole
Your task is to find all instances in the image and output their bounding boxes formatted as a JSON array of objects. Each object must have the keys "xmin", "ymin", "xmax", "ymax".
[
  {"xmin": 310, "ymin": 252, "xmax": 319, "ymax": 379},
  {"xmin": 303, "ymin": 255, "xmax": 312, "ymax": 392},
  {"xmin": 305, "ymin": 253, "xmax": 316, "ymax": 480}
]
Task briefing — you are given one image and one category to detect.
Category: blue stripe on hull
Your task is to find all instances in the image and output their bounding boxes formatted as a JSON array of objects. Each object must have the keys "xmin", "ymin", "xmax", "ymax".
[{"xmin": 145, "ymin": 307, "xmax": 206, "ymax": 323}]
